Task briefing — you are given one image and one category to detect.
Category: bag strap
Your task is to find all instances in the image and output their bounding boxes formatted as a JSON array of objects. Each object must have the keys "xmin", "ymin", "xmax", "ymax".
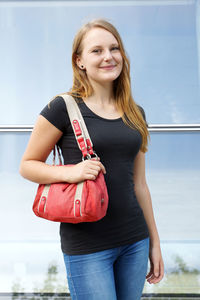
[
  {"xmin": 69, "ymin": 97, "xmax": 95, "ymax": 157},
  {"xmin": 53, "ymin": 145, "xmax": 62, "ymax": 165},
  {"xmin": 60, "ymin": 94, "xmax": 97, "ymax": 160}
]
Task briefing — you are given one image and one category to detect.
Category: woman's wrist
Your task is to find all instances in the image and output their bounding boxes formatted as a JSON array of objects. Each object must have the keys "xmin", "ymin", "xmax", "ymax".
[
  {"xmin": 55, "ymin": 165, "xmax": 72, "ymax": 183},
  {"xmin": 149, "ymin": 234, "xmax": 160, "ymax": 248}
]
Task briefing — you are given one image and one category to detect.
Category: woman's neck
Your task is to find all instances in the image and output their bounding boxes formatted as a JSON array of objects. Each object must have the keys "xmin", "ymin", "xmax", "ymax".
[{"xmin": 86, "ymin": 80, "xmax": 115, "ymax": 105}]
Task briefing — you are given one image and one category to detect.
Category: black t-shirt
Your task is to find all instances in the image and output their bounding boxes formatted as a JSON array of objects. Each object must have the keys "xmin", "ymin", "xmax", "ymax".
[{"xmin": 40, "ymin": 96, "xmax": 149, "ymax": 255}]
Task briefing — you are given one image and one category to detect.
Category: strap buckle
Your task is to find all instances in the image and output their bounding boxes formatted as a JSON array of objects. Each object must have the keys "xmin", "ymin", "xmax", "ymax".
[{"xmin": 82, "ymin": 153, "xmax": 92, "ymax": 161}]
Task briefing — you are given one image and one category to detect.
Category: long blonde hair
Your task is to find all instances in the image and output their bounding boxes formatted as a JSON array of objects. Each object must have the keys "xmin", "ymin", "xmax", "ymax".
[{"xmin": 58, "ymin": 19, "xmax": 149, "ymax": 152}]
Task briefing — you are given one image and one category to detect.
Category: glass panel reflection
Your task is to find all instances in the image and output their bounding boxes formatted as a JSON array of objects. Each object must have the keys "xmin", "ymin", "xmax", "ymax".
[
  {"xmin": 0, "ymin": 132, "xmax": 67, "ymax": 292},
  {"xmin": 146, "ymin": 131, "xmax": 200, "ymax": 241},
  {"xmin": 0, "ymin": 131, "xmax": 200, "ymax": 293},
  {"xmin": 144, "ymin": 131, "xmax": 200, "ymax": 293},
  {"xmin": 0, "ymin": 0, "xmax": 199, "ymax": 124}
]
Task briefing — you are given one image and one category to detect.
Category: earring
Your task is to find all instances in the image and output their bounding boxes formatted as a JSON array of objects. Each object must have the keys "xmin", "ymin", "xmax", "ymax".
[{"xmin": 81, "ymin": 65, "xmax": 84, "ymax": 69}]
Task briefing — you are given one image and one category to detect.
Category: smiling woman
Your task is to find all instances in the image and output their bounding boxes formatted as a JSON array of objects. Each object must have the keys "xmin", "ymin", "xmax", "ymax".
[
  {"xmin": 76, "ymin": 27, "xmax": 123, "ymax": 85},
  {"xmin": 19, "ymin": 18, "xmax": 164, "ymax": 300},
  {"xmin": 69, "ymin": 19, "xmax": 149, "ymax": 152}
]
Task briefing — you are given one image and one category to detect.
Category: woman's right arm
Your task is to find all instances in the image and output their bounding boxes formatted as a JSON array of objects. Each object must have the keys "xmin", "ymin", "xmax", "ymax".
[{"xmin": 19, "ymin": 115, "xmax": 106, "ymax": 184}]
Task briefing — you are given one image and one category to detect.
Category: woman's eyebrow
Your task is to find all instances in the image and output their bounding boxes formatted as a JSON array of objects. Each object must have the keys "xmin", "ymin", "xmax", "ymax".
[{"xmin": 89, "ymin": 43, "xmax": 119, "ymax": 51}]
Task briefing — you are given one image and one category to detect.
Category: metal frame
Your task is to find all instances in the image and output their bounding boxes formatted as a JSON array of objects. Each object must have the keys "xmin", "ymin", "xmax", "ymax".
[
  {"xmin": 0, "ymin": 0, "xmax": 195, "ymax": 6},
  {"xmin": 0, "ymin": 124, "xmax": 200, "ymax": 132},
  {"xmin": 0, "ymin": 292, "xmax": 200, "ymax": 299},
  {"xmin": 148, "ymin": 124, "xmax": 200, "ymax": 132}
]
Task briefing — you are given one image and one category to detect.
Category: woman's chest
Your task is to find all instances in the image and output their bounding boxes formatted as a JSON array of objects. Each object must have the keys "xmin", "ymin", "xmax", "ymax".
[{"xmin": 84, "ymin": 117, "xmax": 142, "ymax": 159}]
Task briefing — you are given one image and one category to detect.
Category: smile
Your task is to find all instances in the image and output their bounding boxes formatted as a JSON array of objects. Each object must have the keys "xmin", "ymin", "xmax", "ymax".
[{"xmin": 100, "ymin": 65, "xmax": 116, "ymax": 70}]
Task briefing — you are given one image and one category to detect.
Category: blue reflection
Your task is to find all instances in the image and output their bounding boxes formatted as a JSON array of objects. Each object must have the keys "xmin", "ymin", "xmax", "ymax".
[{"xmin": 0, "ymin": 1, "xmax": 199, "ymax": 124}]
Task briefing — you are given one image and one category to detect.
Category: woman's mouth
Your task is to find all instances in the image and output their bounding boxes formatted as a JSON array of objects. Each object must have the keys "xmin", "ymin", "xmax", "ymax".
[{"xmin": 100, "ymin": 65, "xmax": 116, "ymax": 70}]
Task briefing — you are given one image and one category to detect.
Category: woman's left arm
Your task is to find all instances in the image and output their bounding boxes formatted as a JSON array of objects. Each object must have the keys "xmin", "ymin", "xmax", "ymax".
[{"xmin": 133, "ymin": 150, "xmax": 164, "ymax": 284}]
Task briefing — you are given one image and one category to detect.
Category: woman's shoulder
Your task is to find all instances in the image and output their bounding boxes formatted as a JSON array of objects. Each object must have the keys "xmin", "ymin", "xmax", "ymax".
[
  {"xmin": 40, "ymin": 95, "xmax": 69, "ymax": 132},
  {"xmin": 48, "ymin": 95, "xmax": 67, "ymax": 108},
  {"xmin": 48, "ymin": 93, "xmax": 83, "ymax": 108},
  {"xmin": 137, "ymin": 105, "xmax": 145, "ymax": 119},
  {"xmin": 137, "ymin": 104, "xmax": 148, "ymax": 126}
]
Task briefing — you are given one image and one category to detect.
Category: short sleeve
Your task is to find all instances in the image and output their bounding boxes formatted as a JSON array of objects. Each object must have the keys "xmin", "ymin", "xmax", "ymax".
[
  {"xmin": 137, "ymin": 105, "xmax": 148, "ymax": 127},
  {"xmin": 40, "ymin": 96, "xmax": 70, "ymax": 132}
]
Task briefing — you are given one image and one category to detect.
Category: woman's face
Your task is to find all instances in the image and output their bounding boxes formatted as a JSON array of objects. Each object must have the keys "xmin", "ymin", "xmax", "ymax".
[{"xmin": 76, "ymin": 27, "xmax": 123, "ymax": 85}]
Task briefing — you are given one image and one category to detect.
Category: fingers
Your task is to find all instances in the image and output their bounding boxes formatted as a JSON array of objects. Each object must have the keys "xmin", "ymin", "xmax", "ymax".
[
  {"xmin": 101, "ymin": 163, "xmax": 106, "ymax": 174},
  {"xmin": 146, "ymin": 259, "xmax": 164, "ymax": 284},
  {"xmin": 154, "ymin": 261, "xmax": 160, "ymax": 278},
  {"xmin": 158, "ymin": 258, "xmax": 164, "ymax": 282},
  {"xmin": 82, "ymin": 159, "xmax": 106, "ymax": 180},
  {"xmin": 87, "ymin": 159, "xmax": 107, "ymax": 175},
  {"xmin": 146, "ymin": 261, "xmax": 153, "ymax": 279}
]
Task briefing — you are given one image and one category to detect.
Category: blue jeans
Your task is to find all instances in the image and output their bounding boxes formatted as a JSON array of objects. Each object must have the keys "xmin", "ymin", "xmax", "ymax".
[{"xmin": 63, "ymin": 237, "xmax": 149, "ymax": 300}]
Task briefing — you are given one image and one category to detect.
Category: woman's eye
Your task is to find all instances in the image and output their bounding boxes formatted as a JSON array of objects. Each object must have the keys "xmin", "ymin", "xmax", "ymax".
[
  {"xmin": 92, "ymin": 47, "xmax": 119, "ymax": 53},
  {"xmin": 92, "ymin": 49, "xmax": 101, "ymax": 53},
  {"xmin": 111, "ymin": 47, "xmax": 119, "ymax": 51}
]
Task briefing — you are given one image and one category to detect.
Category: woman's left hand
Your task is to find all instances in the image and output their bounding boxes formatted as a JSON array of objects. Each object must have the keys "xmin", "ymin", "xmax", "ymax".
[{"xmin": 146, "ymin": 243, "xmax": 164, "ymax": 284}]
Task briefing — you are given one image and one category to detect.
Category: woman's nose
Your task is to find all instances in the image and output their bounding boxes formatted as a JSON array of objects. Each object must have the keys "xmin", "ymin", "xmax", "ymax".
[{"xmin": 104, "ymin": 50, "xmax": 112, "ymax": 61}]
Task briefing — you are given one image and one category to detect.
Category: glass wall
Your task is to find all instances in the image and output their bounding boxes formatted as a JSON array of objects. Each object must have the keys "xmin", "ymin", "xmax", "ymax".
[
  {"xmin": 0, "ymin": 0, "xmax": 199, "ymax": 295},
  {"xmin": 144, "ymin": 132, "xmax": 200, "ymax": 293},
  {"xmin": 0, "ymin": 0, "xmax": 199, "ymax": 124},
  {"xmin": 0, "ymin": 131, "xmax": 200, "ymax": 293}
]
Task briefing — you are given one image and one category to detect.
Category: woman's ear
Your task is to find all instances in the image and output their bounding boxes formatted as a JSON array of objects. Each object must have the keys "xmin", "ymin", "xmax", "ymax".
[{"xmin": 76, "ymin": 55, "xmax": 84, "ymax": 70}]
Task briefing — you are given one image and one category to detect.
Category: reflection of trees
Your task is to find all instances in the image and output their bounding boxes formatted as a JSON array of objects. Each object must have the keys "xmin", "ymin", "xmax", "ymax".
[
  {"xmin": 11, "ymin": 256, "xmax": 200, "ymax": 296},
  {"xmin": 172, "ymin": 255, "xmax": 200, "ymax": 275},
  {"xmin": 11, "ymin": 262, "xmax": 68, "ymax": 298},
  {"xmin": 12, "ymin": 280, "xmax": 25, "ymax": 300},
  {"xmin": 34, "ymin": 262, "xmax": 68, "ymax": 294},
  {"xmin": 35, "ymin": 264, "xmax": 58, "ymax": 293}
]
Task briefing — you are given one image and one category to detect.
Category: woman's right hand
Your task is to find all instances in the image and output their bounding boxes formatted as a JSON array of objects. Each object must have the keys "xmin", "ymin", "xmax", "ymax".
[
  {"xmin": 20, "ymin": 116, "xmax": 106, "ymax": 185},
  {"xmin": 65, "ymin": 158, "xmax": 106, "ymax": 183}
]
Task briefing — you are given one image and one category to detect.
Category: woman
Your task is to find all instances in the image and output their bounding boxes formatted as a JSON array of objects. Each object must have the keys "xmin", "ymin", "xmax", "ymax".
[{"xmin": 20, "ymin": 19, "xmax": 164, "ymax": 299}]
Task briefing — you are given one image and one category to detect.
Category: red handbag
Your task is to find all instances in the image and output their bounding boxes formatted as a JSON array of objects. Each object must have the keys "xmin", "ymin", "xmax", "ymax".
[{"xmin": 32, "ymin": 95, "xmax": 109, "ymax": 223}]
